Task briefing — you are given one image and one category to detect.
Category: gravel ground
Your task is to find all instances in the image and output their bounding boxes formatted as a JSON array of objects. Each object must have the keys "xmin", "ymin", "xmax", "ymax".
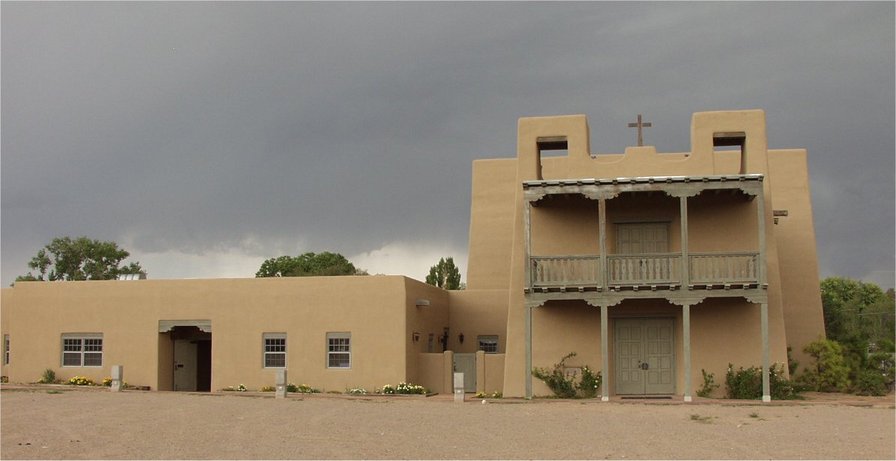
[{"xmin": 1, "ymin": 386, "xmax": 893, "ymax": 460}]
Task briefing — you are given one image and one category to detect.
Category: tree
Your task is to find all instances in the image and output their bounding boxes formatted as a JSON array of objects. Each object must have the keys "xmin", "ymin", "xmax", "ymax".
[
  {"xmin": 820, "ymin": 277, "xmax": 894, "ymax": 350},
  {"xmin": 813, "ymin": 277, "xmax": 896, "ymax": 394},
  {"xmin": 255, "ymin": 252, "xmax": 364, "ymax": 277},
  {"xmin": 16, "ymin": 236, "xmax": 145, "ymax": 282},
  {"xmin": 425, "ymin": 257, "xmax": 462, "ymax": 290}
]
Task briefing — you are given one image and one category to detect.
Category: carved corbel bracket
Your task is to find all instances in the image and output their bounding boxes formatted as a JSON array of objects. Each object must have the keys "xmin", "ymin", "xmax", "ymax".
[
  {"xmin": 584, "ymin": 297, "xmax": 624, "ymax": 308},
  {"xmin": 666, "ymin": 296, "xmax": 707, "ymax": 308},
  {"xmin": 523, "ymin": 190, "xmax": 547, "ymax": 204},
  {"xmin": 524, "ymin": 300, "xmax": 544, "ymax": 309},
  {"xmin": 663, "ymin": 185, "xmax": 700, "ymax": 199},
  {"xmin": 743, "ymin": 293, "xmax": 769, "ymax": 305}
]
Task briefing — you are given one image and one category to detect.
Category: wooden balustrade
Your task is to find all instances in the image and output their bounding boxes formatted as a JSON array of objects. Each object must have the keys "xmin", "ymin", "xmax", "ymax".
[
  {"xmin": 530, "ymin": 256, "xmax": 600, "ymax": 287},
  {"xmin": 608, "ymin": 254, "xmax": 680, "ymax": 285},
  {"xmin": 529, "ymin": 252, "xmax": 759, "ymax": 288},
  {"xmin": 689, "ymin": 252, "xmax": 758, "ymax": 284}
]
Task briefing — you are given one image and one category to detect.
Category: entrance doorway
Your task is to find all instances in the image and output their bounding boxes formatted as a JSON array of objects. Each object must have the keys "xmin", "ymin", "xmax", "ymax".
[
  {"xmin": 615, "ymin": 318, "xmax": 674, "ymax": 395},
  {"xmin": 453, "ymin": 353, "xmax": 476, "ymax": 392},
  {"xmin": 160, "ymin": 324, "xmax": 211, "ymax": 392}
]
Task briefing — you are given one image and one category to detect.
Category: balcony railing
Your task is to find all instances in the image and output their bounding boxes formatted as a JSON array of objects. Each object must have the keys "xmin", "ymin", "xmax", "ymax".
[
  {"xmin": 530, "ymin": 255, "xmax": 601, "ymax": 287},
  {"xmin": 529, "ymin": 252, "xmax": 759, "ymax": 289},
  {"xmin": 689, "ymin": 252, "xmax": 758, "ymax": 284},
  {"xmin": 608, "ymin": 253, "xmax": 680, "ymax": 285}
]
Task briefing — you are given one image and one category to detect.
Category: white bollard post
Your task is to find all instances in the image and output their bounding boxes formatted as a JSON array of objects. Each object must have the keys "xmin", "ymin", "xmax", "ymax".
[
  {"xmin": 453, "ymin": 372, "xmax": 465, "ymax": 403},
  {"xmin": 275, "ymin": 369, "xmax": 288, "ymax": 399},
  {"xmin": 111, "ymin": 365, "xmax": 123, "ymax": 392}
]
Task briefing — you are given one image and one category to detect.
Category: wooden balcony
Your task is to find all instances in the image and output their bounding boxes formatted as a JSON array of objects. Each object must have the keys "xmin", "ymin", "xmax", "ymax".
[{"xmin": 529, "ymin": 252, "xmax": 759, "ymax": 291}]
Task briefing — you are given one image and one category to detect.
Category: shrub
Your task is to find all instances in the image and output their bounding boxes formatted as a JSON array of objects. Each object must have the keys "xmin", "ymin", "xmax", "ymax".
[
  {"xmin": 726, "ymin": 364, "xmax": 762, "ymax": 399},
  {"xmin": 531, "ymin": 352, "xmax": 601, "ymax": 399},
  {"xmin": 295, "ymin": 383, "xmax": 318, "ymax": 393},
  {"xmin": 869, "ymin": 351, "xmax": 895, "ymax": 387},
  {"xmin": 260, "ymin": 386, "xmax": 276, "ymax": 392},
  {"xmin": 38, "ymin": 368, "xmax": 57, "ymax": 384},
  {"xmin": 696, "ymin": 369, "xmax": 720, "ymax": 398},
  {"xmin": 347, "ymin": 387, "xmax": 368, "ymax": 395},
  {"xmin": 798, "ymin": 339, "xmax": 850, "ymax": 392},
  {"xmin": 852, "ymin": 369, "xmax": 888, "ymax": 396},
  {"xmin": 577, "ymin": 366, "xmax": 601, "ymax": 399},
  {"xmin": 380, "ymin": 382, "xmax": 428, "ymax": 395},
  {"xmin": 67, "ymin": 376, "xmax": 94, "ymax": 386},
  {"xmin": 475, "ymin": 390, "xmax": 503, "ymax": 399},
  {"xmin": 286, "ymin": 383, "xmax": 299, "ymax": 393},
  {"xmin": 531, "ymin": 352, "xmax": 578, "ymax": 398},
  {"xmin": 102, "ymin": 377, "xmax": 113, "ymax": 387},
  {"xmin": 725, "ymin": 363, "xmax": 800, "ymax": 400}
]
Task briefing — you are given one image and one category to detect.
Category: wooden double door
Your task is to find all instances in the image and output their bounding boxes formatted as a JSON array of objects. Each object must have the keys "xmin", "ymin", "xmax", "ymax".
[{"xmin": 615, "ymin": 318, "xmax": 675, "ymax": 395}]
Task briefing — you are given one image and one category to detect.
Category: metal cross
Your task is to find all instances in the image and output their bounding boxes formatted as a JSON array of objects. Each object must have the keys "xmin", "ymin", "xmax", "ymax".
[{"xmin": 627, "ymin": 114, "xmax": 653, "ymax": 146}]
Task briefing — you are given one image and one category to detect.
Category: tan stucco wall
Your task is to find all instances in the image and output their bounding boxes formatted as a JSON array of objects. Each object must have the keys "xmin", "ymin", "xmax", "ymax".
[
  {"xmin": 767, "ymin": 149, "xmax": 827, "ymax": 367},
  {"xmin": 466, "ymin": 159, "xmax": 518, "ymax": 290},
  {"xmin": 403, "ymin": 278, "xmax": 450, "ymax": 385},
  {"xmin": 446, "ymin": 290, "xmax": 508, "ymax": 354},
  {"xmin": 1, "ymin": 276, "xmax": 422, "ymax": 392}
]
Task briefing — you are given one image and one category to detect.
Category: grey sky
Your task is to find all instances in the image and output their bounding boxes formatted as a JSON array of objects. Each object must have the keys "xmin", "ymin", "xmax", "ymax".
[{"xmin": 2, "ymin": 2, "xmax": 894, "ymax": 288}]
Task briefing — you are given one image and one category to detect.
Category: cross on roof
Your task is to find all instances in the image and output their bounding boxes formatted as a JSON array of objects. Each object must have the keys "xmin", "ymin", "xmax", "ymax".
[{"xmin": 627, "ymin": 114, "xmax": 652, "ymax": 147}]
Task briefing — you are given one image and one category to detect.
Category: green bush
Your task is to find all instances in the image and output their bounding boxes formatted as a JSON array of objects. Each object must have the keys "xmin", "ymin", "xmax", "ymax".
[
  {"xmin": 531, "ymin": 352, "xmax": 578, "ymax": 398},
  {"xmin": 725, "ymin": 363, "xmax": 800, "ymax": 400},
  {"xmin": 852, "ymin": 369, "xmax": 888, "ymax": 396},
  {"xmin": 531, "ymin": 352, "xmax": 601, "ymax": 399},
  {"xmin": 577, "ymin": 366, "xmax": 602, "ymax": 399},
  {"xmin": 798, "ymin": 339, "xmax": 850, "ymax": 392},
  {"xmin": 725, "ymin": 364, "xmax": 762, "ymax": 399},
  {"xmin": 696, "ymin": 369, "xmax": 720, "ymax": 398},
  {"xmin": 867, "ymin": 351, "xmax": 895, "ymax": 387},
  {"xmin": 38, "ymin": 368, "xmax": 57, "ymax": 384}
]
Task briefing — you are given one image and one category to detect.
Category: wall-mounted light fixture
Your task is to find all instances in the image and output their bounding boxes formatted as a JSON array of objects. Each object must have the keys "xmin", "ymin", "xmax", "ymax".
[
  {"xmin": 412, "ymin": 332, "xmax": 420, "ymax": 342},
  {"xmin": 415, "ymin": 299, "xmax": 430, "ymax": 307},
  {"xmin": 458, "ymin": 333, "xmax": 465, "ymax": 344}
]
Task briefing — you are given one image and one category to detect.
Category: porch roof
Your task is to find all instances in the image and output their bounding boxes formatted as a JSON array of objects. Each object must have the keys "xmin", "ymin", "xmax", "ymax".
[{"xmin": 522, "ymin": 174, "xmax": 763, "ymax": 189}]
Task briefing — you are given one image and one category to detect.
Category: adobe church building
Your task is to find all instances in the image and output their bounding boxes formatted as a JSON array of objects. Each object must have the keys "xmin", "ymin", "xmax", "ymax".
[{"xmin": 1, "ymin": 110, "xmax": 826, "ymax": 401}]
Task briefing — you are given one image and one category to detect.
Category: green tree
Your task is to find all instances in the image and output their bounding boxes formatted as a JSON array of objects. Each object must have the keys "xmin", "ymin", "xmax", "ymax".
[
  {"xmin": 255, "ymin": 252, "xmax": 364, "ymax": 277},
  {"xmin": 812, "ymin": 277, "xmax": 896, "ymax": 394},
  {"xmin": 425, "ymin": 257, "xmax": 462, "ymax": 290},
  {"xmin": 820, "ymin": 277, "xmax": 894, "ymax": 351},
  {"xmin": 16, "ymin": 236, "xmax": 145, "ymax": 282}
]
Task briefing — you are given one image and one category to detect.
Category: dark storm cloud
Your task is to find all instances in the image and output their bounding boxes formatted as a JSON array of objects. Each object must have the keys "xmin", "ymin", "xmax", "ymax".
[{"xmin": 2, "ymin": 2, "xmax": 893, "ymax": 287}]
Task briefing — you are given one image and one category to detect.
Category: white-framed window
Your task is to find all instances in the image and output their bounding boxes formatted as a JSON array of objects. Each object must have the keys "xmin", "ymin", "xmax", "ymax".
[
  {"xmin": 478, "ymin": 335, "xmax": 499, "ymax": 353},
  {"xmin": 3, "ymin": 334, "xmax": 9, "ymax": 365},
  {"xmin": 327, "ymin": 332, "xmax": 351, "ymax": 369},
  {"xmin": 62, "ymin": 334, "xmax": 103, "ymax": 367},
  {"xmin": 263, "ymin": 333, "xmax": 286, "ymax": 368}
]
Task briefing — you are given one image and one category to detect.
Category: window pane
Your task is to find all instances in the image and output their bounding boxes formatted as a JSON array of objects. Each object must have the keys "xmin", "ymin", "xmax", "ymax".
[
  {"xmin": 63, "ymin": 339, "xmax": 82, "ymax": 352},
  {"xmin": 265, "ymin": 353, "xmax": 285, "ymax": 368},
  {"xmin": 328, "ymin": 337, "xmax": 350, "ymax": 352},
  {"xmin": 84, "ymin": 339, "xmax": 103, "ymax": 352},
  {"xmin": 478, "ymin": 336, "xmax": 499, "ymax": 353},
  {"xmin": 328, "ymin": 352, "xmax": 350, "ymax": 368},
  {"xmin": 265, "ymin": 338, "xmax": 286, "ymax": 352},
  {"xmin": 63, "ymin": 352, "xmax": 82, "ymax": 367},
  {"xmin": 83, "ymin": 352, "xmax": 102, "ymax": 367}
]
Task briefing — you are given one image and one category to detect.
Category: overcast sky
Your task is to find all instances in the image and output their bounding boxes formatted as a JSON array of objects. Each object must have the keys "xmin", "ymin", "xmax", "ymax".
[{"xmin": 2, "ymin": 2, "xmax": 894, "ymax": 289}]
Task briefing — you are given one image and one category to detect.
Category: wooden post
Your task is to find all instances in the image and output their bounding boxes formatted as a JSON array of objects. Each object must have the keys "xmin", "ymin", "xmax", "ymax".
[
  {"xmin": 682, "ymin": 304, "xmax": 692, "ymax": 402},
  {"xmin": 601, "ymin": 304, "xmax": 609, "ymax": 402}
]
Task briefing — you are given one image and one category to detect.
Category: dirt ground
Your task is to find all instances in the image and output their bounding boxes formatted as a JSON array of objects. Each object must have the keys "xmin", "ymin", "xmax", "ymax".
[{"xmin": 1, "ymin": 385, "xmax": 893, "ymax": 460}]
